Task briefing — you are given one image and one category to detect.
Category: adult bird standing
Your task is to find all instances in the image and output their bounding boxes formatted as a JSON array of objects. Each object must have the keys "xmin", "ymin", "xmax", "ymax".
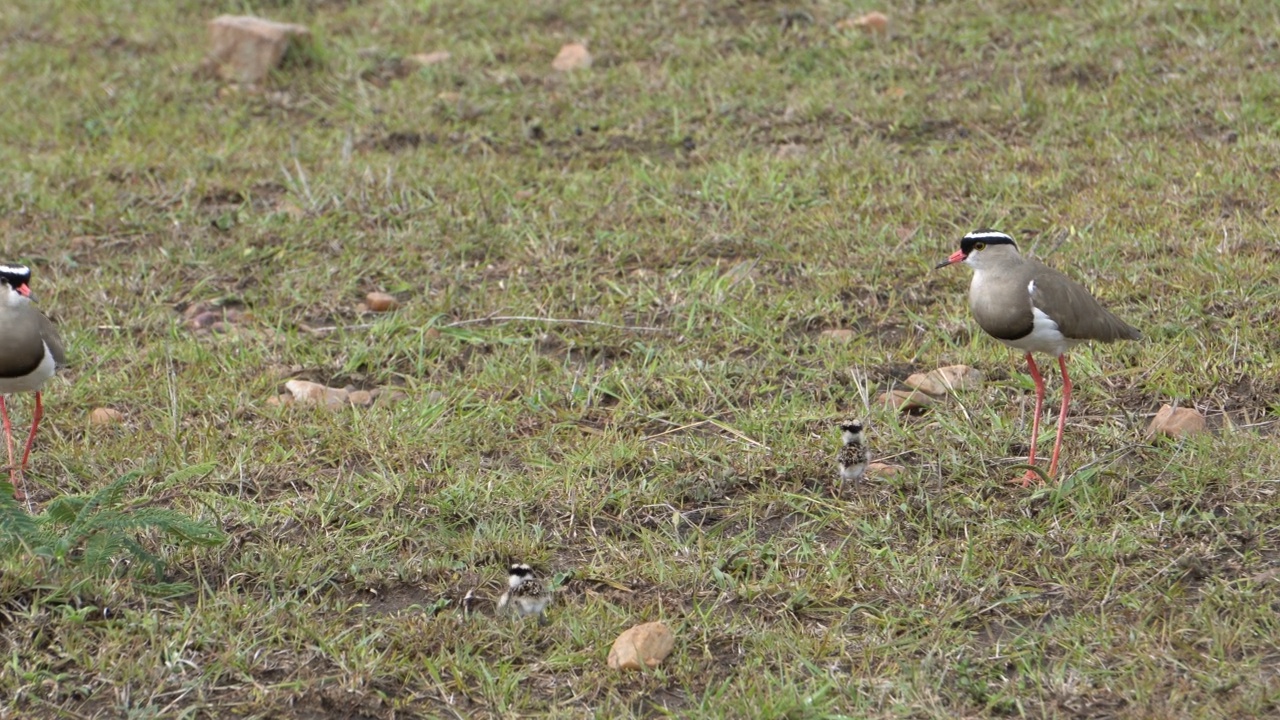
[
  {"xmin": 936, "ymin": 230, "xmax": 1140, "ymax": 486},
  {"xmin": 0, "ymin": 264, "xmax": 65, "ymax": 499}
]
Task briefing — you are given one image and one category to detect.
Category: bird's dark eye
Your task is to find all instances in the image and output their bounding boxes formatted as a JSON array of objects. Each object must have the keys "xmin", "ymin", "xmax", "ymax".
[{"xmin": 974, "ymin": 242, "xmax": 986, "ymax": 251}]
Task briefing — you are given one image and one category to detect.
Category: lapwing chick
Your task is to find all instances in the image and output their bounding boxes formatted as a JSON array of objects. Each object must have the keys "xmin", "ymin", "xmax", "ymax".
[
  {"xmin": 936, "ymin": 230, "xmax": 1140, "ymax": 486},
  {"xmin": 497, "ymin": 563, "xmax": 552, "ymax": 622},
  {"xmin": 0, "ymin": 264, "xmax": 66, "ymax": 499},
  {"xmin": 837, "ymin": 421, "xmax": 869, "ymax": 482}
]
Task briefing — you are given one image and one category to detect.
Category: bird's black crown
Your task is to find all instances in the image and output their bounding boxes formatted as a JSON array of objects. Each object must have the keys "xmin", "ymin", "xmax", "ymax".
[
  {"xmin": 960, "ymin": 230, "xmax": 1016, "ymax": 256},
  {"xmin": 839, "ymin": 421, "xmax": 864, "ymax": 434},
  {"xmin": 0, "ymin": 265, "xmax": 31, "ymax": 289}
]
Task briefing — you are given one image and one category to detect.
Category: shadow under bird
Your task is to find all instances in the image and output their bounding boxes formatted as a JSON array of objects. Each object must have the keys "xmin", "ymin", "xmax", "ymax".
[
  {"xmin": 936, "ymin": 230, "xmax": 1140, "ymax": 486},
  {"xmin": 0, "ymin": 264, "xmax": 65, "ymax": 499}
]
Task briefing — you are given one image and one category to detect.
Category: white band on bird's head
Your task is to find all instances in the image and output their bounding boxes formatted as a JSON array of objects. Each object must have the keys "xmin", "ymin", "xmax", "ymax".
[{"xmin": 962, "ymin": 231, "xmax": 1014, "ymax": 243}]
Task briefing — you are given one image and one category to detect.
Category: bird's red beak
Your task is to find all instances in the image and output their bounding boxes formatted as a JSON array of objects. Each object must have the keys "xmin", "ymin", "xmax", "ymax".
[
  {"xmin": 934, "ymin": 250, "xmax": 966, "ymax": 269},
  {"xmin": 16, "ymin": 284, "xmax": 30, "ymax": 297}
]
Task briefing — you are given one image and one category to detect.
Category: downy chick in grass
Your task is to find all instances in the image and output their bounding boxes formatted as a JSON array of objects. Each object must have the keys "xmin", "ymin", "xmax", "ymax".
[
  {"xmin": 497, "ymin": 563, "xmax": 552, "ymax": 622},
  {"xmin": 837, "ymin": 420, "xmax": 869, "ymax": 482}
]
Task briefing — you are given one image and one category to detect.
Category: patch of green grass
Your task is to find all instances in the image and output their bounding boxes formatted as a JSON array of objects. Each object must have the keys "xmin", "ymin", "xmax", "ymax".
[{"xmin": 2, "ymin": 0, "xmax": 1280, "ymax": 716}]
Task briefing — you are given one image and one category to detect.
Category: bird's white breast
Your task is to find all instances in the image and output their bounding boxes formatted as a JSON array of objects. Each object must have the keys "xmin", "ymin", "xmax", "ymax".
[
  {"xmin": 0, "ymin": 341, "xmax": 57, "ymax": 394},
  {"xmin": 995, "ymin": 281, "xmax": 1080, "ymax": 357}
]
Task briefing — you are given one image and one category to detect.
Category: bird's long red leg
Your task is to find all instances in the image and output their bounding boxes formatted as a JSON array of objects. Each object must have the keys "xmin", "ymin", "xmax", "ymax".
[
  {"xmin": 20, "ymin": 391, "xmax": 42, "ymax": 471},
  {"xmin": 1047, "ymin": 354, "xmax": 1072, "ymax": 479},
  {"xmin": 1016, "ymin": 353, "xmax": 1045, "ymax": 487},
  {"xmin": 0, "ymin": 395, "xmax": 16, "ymax": 498}
]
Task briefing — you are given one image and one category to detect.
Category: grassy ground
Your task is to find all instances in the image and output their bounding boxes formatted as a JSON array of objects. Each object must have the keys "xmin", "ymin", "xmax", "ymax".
[{"xmin": 2, "ymin": 0, "xmax": 1280, "ymax": 717}]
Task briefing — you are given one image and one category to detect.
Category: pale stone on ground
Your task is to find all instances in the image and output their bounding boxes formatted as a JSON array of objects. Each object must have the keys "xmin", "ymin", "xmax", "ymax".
[
  {"xmin": 552, "ymin": 43, "xmax": 592, "ymax": 71},
  {"xmin": 89, "ymin": 408, "xmax": 124, "ymax": 426},
  {"xmin": 878, "ymin": 389, "xmax": 934, "ymax": 411},
  {"xmin": 207, "ymin": 15, "xmax": 311, "ymax": 84},
  {"xmin": 285, "ymin": 379, "xmax": 349, "ymax": 409},
  {"xmin": 867, "ymin": 462, "xmax": 901, "ymax": 478},
  {"xmin": 408, "ymin": 51, "xmax": 451, "ymax": 66},
  {"xmin": 608, "ymin": 622, "xmax": 675, "ymax": 671},
  {"xmin": 837, "ymin": 11, "xmax": 889, "ymax": 34},
  {"xmin": 905, "ymin": 365, "xmax": 983, "ymax": 395},
  {"xmin": 365, "ymin": 292, "xmax": 399, "ymax": 312},
  {"xmin": 820, "ymin": 328, "xmax": 855, "ymax": 343},
  {"xmin": 1147, "ymin": 404, "xmax": 1207, "ymax": 438}
]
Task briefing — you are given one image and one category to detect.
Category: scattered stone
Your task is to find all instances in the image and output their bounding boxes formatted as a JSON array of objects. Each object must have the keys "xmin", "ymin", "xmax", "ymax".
[
  {"xmin": 552, "ymin": 43, "xmax": 592, "ymax": 72},
  {"xmin": 933, "ymin": 364, "xmax": 982, "ymax": 391},
  {"xmin": 820, "ymin": 328, "xmax": 856, "ymax": 343},
  {"xmin": 775, "ymin": 143, "xmax": 808, "ymax": 159},
  {"xmin": 266, "ymin": 363, "xmax": 303, "ymax": 379},
  {"xmin": 188, "ymin": 311, "xmax": 220, "ymax": 330},
  {"xmin": 408, "ymin": 51, "xmax": 451, "ymax": 67},
  {"xmin": 905, "ymin": 365, "xmax": 983, "ymax": 395},
  {"xmin": 607, "ymin": 622, "xmax": 675, "ymax": 671},
  {"xmin": 380, "ymin": 390, "xmax": 411, "ymax": 405},
  {"xmin": 348, "ymin": 390, "xmax": 374, "ymax": 407},
  {"xmin": 206, "ymin": 15, "xmax": 312, "ymax": 84},
  {"xmin": 365, "ymin": 292, "xmax": 399, "ymax": 312},
  {"xmin": 265, "ymin": 394, "xmax": 295, "ymax": 407},
  {"xmin": 867, "ymin": 462, "xmax": 902, "ymax": 478},
  {"xmin": 285, "ymin": 379, "xmax": 349, "ymax": 409},
  {"xmin": 1147, "ymin": 404, "xmax": 1207, "ymax": 439},
  {"xmin": 878, "ymin": 389, "xmax": 934, "ymax": 412},
  {"xmin": 837, "ymin": 11, "xmax": 889, "ymax": 34},
  {"xmin": 89, "ymin": 408, "xmax": 124, "ymax": 426}
]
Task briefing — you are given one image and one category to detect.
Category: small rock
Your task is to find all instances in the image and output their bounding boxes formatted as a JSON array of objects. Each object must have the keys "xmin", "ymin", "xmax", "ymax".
[
  {"xmin": 904, "ymin": 372, "xmax": 945, "ymax": 396},
  {"xmin": 408, "ymin": 51, "xmax": 451, "ymax": 67},
  {"xmin": 188, "ymin": 311, "xmax": 220, "ymax": 330},
  {"xmin": 933, "ymin": 364, "xmax": 982, "ymax": 391},
  {"xmin": 867, "ymin": 462, "xmax": 901, "ymax": 478},
  {"xmin": 379, "ymin": 390, "xmax": 410, "ymax": 405},
  {"xmin": 1147, "ymin": 404, "xmax": 1207, "ymax": 438},
  {"xmin": 206, "ymin": 15, "xmax": 312, "ymax": 85},
  {"xmin": 905, "ymin": 365, "xmax": 983, "ymax": 395},
  {"xmin": 265, "ymin": 394, "xmax": 295, "ymax": 407},
  {"xmin": 838, "ymin": 11, "xmax": 889, "ymax": 34},
  {"xmin": 89, "ymin": 408, "xmax": 124, "ymax": 426},
  {"xmin": 878, "ymin": 389, "xmax": 934, "ymax": 412},
  {"xmin": 607, "ymin": 622, "xmax": 675, "ymax": 671},
  {"xmin": 820, "ymin": 328, "xmax": 856, "ymax": 343},
  {"xmin": 348, "ymin": 390, "xmax": 374, "ymax": 407},
  {"xmin": 424, "ymin": 390, "xmax": 445, "ymax": 404},
  {"xmin": 209, "ymin": 321, "xmax": 229, "ymax": 334},
  {"xmin": 775, "ymin": 143, "xmax": 808, "ymax": 159},
  {"xmin": 183, "ymin": 302, "xmax": 212, "ymax": 320},
  {"xmin": 285, "ymin": 379, "xmax": 349, "ymax": 409},
  {"xmin": 552, "ymin": 43, "xmax": 592, "ymax": 72},
  {"xmin": 365, "ymin": 292, "xmax": 399, "ymax": 312}
]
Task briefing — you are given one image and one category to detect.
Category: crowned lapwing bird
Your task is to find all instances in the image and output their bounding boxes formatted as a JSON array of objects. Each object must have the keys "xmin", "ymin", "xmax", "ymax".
[
  {"xmin": 936, "ymin": 230, "xmax": 1140, "ymax": 486},
  {"xmin": 0, "ymin": 265, "xmax": 65, "ymax": 499},
  {"xmin": 497, "ymin": 563, "xmax": 552, "ymax": 622},
  {"xmin": 837, "ymin": 421, "xmax": 869, "ymax": 483}
]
